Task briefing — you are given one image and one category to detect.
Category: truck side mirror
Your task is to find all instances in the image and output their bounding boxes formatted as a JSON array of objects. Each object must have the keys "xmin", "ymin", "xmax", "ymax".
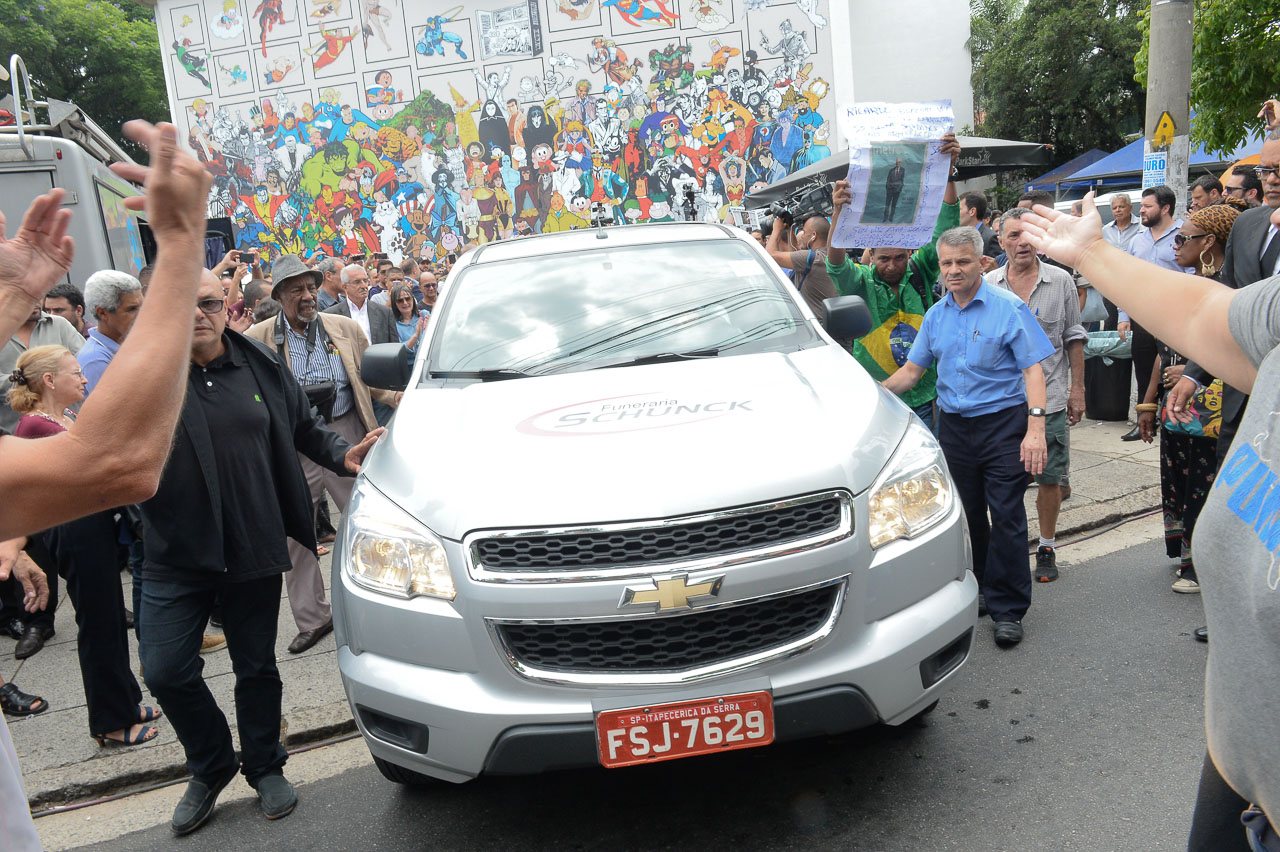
[
  {"xmin": 361, "ymin": 343, "xmax": 411, "ymax": 391},
  {"xmin": 821, "ymin": 295, "xmax": 872, "ymax": 340}
]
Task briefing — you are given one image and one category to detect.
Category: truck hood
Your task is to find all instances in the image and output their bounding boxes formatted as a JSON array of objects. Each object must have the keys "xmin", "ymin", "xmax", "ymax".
[{"xmin": 361, "ymin": 346, "xmax": 909, "ymax": 539}]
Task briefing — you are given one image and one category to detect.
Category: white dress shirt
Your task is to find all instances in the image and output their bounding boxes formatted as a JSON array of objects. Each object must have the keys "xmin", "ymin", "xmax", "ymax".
[{"xmin": 349, "ymin": 298, "xmax": 371, "ymax": 342}]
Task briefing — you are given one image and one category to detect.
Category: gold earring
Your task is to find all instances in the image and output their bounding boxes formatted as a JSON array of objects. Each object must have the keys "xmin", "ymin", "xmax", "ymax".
[{"xmin": 1199, "ymin": 248, "xmax": 1217, "ymax": 277}]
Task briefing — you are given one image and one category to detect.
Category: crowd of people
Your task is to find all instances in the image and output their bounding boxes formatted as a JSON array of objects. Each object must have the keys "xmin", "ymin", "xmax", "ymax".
[{"xmin": 0, "ymin": 97, "xmax": 1276, "ymax": 851}]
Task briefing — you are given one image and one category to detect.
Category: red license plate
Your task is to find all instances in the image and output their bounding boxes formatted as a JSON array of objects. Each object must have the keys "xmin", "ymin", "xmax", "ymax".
[{"xmin": 595, "ymin": 691, "xmax": 774, "ymax": 768}]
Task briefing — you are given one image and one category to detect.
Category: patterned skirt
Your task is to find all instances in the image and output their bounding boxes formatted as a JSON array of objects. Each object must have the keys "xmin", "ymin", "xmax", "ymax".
[{"xmin": 1159, "ymin": 428, "xmax": 1218, "ymax": 574}]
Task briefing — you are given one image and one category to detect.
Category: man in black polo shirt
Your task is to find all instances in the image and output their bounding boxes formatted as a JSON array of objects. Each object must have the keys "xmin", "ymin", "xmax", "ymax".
[{"xmin": 137, "ymin": 270, "xmax": 382, "ymax": 836}]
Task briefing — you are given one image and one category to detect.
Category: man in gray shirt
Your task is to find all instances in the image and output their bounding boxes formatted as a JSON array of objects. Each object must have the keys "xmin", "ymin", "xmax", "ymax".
[
  {"xmin": 0, "ymin": 304, "xmax": 83, "ymax": 432},
  {"xmin": 986, "ymin": 208, "xmax": 1086, "ymax": 583}
]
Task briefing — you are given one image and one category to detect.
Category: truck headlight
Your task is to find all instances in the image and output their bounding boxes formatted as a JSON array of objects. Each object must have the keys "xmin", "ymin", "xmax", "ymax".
[
  {"xmin": 343, "ymin": 483, "xmax": 456, "ymax": 600},
  {"xmin": 867, "ymin": 418, "xmax": 953, "ymax": 549}
]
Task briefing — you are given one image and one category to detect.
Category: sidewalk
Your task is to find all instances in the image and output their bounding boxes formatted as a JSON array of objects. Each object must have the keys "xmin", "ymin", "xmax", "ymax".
[{"xmin": 2, "ymin": 418, "xmax": 1159, "ymax": 810}]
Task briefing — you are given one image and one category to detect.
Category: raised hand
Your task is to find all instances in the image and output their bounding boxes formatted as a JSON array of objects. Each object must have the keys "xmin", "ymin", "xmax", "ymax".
[
  {"xmin": 1017, "ymin": 190, "xmax": 1105, "ymax": 271},
  {"xmin": 0, "ymin": 189, "xmax": 75, "ymax": 305},
  {"xmin": 109, "ymin": 121, "xmax": 213, "ymax": 246}
]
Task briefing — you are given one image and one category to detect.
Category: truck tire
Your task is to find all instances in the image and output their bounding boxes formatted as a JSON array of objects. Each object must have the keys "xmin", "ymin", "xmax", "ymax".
[{"xmin": 373, "ymin": 755, "xmax": 441, "ymax": 786}]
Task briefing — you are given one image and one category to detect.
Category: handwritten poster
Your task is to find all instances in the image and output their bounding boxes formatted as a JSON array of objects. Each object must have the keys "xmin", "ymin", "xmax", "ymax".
[{"xmin": 831, "ymin": 100, "xmax": 954, "ymax": 249}]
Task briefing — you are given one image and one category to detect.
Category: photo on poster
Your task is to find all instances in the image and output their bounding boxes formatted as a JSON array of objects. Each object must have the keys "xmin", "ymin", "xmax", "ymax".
[
  {"xmin": 358, "ymin": 0, "xmax": 409, "ymax": 63},
  {"xmin": 304, "ymin": 0, "xmax": 352, "ymax": 26},
  {"xmin": 684, "ymin": 0, "xmax": 733, "ymax": 33},
  {"xmin": 206, "ymin": 0, "xmax": 246, "ymax": 45},
  {"xmin": 254, "ymin": 41, "xmax": 305, "ymax": 88},
  {"xmin": 213, "ymin": 49, "xmax": 257, "ymax": 98},
  {"xmin": 363, "ymin": 65, "xmax": 413, "ymax": 109},
  {"xmin": 601, "ymin": 0, "xmax": 680, "ymax": 32},
  {"xmin": 546, "ymin": 0, "xmax": 601, "ymax": 32},
  {"xmin": 170, "ymin": 4, "xmax": 206, "ymax": 45},
  {"xmin": 860, "ymin": 143, "xmax": 925, "ymax": 225},
  {"xmin": 307, "ymin": 24, "xmax": 359, "ymax": 77},
  {"xmin": 476, "ymin": 1, "xmax": 543, "ymax": 60},
  {"xmin": 248, "ymin": 0, "xmax": 303, "ymax": 58},
  {"xmin": 412, "ymin": 13, "xmax": 474, "ymax": 69},
  {"xmin": 170, "ymin": 43, "xmax": 214, "ymax": 99}
]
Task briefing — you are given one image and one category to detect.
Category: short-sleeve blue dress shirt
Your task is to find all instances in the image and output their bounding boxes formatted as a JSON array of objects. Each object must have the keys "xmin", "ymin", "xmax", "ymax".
[{"xmin": 908, "ymin": 281, "xmax": 1055, "ymax": 417}]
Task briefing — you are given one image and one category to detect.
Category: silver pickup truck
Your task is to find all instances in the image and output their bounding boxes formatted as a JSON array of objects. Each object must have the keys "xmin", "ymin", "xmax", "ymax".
[{"xmin": 334, "ymin": 222, "xmax": 977, "ymax": 785}]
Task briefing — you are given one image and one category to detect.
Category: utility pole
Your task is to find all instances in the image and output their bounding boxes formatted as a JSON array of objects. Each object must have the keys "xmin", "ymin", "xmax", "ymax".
[{"xmin": 1142, "ymin": 0, "xmax": 1194, "ymax": 216}]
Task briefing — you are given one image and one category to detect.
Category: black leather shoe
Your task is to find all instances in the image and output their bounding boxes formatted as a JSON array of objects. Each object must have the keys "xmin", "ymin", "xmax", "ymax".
[
  {"xmin": 977, "ymin": 594, "xmax": 987, "ymax": 618},
  {"xmin": 994, "ymin": 621, "xmax": 1024, "ymax": 647},
  {"xmin": 255, "ymin": 773, "xmax": 298, "ymax": 820},
  {"xmin": 171, "ymin": 765, "xmax": 238, "ymax": 835},
  {"xmin": 1, "ymin": 616, "xmax": 24, "ymax": 641},
  {"xmin": 14, "ymin": 624, "xmax": 54, "ymax": 660},
  {"xmin": 1193, "ymin": 626, "xmax": 1208, "ymax": 643},
  {"xmin": 287, "ymin": 619, "xmax": 333, "ymax": 654},
  {"xmin": 1121, "ymin": 425, "xmax": 1142, "ymax": 442}
]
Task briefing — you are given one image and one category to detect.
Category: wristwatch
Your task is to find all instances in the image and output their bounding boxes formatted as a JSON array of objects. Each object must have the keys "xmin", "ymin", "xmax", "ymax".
[{"xmin": 1027, "ymin": 407, "xmax": 1047, "ymax": 417}]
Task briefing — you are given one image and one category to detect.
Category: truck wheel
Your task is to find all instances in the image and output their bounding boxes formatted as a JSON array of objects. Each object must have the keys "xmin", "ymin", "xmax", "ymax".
[{"xmin": 373, "ymin": 755, "xmax": 441, "ymax": 786}]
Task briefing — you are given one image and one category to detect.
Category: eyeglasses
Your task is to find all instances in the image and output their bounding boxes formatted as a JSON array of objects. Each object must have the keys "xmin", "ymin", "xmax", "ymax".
[
  {"xmin": 61, "ymin": 368, "xmax": 85, "ymax": 379},
  {"xmin": 197, "ymin": 298, "xmax": 226, "ymax": 314},
  {"xmin": 1172, "ymin": 233, "xmax": 1209, "ymax": 248},
  {"xmin": 395, "ymin": 296, "xmax": 414, "ymax": 303},
  {"xmin": 1256, "ymin": 166, "xmax": 1280, "ymax": 180}
]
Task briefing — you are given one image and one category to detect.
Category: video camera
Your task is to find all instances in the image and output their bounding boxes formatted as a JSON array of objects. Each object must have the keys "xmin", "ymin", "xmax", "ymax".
[{"xmin": 762, "ymin": 179, "xmax": 834, "ymax": 232}]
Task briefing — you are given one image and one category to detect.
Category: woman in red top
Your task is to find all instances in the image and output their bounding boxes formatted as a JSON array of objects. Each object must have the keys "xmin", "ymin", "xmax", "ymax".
[{"xmin": 8, "ymin": 346, "xmax": 161, "ymax": 746}]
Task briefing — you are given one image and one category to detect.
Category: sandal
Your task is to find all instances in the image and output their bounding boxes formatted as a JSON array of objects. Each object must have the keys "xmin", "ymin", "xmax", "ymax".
[
  {"xmin": 316, "ymin": 545, "xmax": 331, "ymax": 556},
  {"xmin": 0, "ymin": 682, "xmax": 49, "ymax": 717},
  {"xmin": 139, "ymin": 705, "xmax": 164, "ymax": 723},
  {"xmin": 93, "ymin": 723, "xmax": 159, "ymax": 747}
]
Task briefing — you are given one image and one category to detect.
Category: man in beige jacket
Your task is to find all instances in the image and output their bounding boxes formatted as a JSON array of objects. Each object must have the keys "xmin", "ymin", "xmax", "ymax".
[{"xmin": 245, "ymin": 254, "xmax": 399, "ymax": 652}]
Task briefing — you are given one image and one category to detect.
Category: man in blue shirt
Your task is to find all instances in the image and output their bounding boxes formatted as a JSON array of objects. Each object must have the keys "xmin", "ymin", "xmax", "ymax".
[
  {"xmin": 78, "ymin": 270, "xmax": 143, "ymax": 395},
  {"xmin": 883, "ymin": 228, "xmax": 1054, "ymax": 647}
]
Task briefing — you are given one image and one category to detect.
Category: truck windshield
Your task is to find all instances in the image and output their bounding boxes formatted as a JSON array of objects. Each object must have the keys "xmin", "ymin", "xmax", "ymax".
[{"xmin": 427, "ymin": 240, "xmax": 820, "ymax": 378}]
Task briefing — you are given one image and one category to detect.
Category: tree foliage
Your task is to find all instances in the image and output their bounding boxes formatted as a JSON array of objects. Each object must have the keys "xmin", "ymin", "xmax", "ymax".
[
  {"xmin": 0, "ymin": 0, "xmax": 170, "ymax": 157},
  {"xmin": 1136, "ymin": 0, "xmax": 1280, "ymax": 155},
  {"xmin": 969, "ymin": 0, "xmax": 1146, "ymax": 170}
]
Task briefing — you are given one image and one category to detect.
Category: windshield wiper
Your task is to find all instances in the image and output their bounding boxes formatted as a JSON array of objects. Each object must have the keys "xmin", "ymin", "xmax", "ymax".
[
  {"xmin": 429, "ymin": 368, "xmax": 531, "ymax": 381},
  {"xmin": 592, "ymin": 348, "xmax": 720, "ymax": 370}
]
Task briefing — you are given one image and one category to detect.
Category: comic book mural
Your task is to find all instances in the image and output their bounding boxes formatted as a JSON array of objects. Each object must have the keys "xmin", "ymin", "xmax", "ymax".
[{"xmin": 155, "ymin": 0, "xmax": 835, "ymax": 263}]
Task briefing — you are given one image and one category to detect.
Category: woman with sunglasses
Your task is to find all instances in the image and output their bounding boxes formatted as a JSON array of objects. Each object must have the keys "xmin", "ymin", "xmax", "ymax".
[
  {"xmin": 7, "ymin": 346, "xmax": 161, "ymax": 745},
  {"xmin": 390, "ymin": 282, "xmax": 427, "ymax": 364},
  {"xmin": 1136, "ymin": 201, "xmax": 1246, "ymax": 595}
]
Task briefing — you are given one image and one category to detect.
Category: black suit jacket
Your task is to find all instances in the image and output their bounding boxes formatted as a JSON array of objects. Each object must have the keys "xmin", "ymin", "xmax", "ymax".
[
  {"xmin": 977, "ymin": 223, "xmax": 1001, "ymax": 258},
  {"xmin": 324, "ymin": 297, "xmax": 397, "ymax": 345},
  {"xmin": 138, "ymin": 332, "xmax": 351, "ymax": 575},
  {"xmin": 1183, "ymin": 205, "xmax": 1277, "ymax": 422}
]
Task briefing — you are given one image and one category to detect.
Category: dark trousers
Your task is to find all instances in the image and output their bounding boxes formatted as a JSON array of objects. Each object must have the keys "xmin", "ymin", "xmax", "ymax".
[
  {"xmin": 1188, "ymin": 751, "xmax": 1251, "ymax": 851},
  {"xmin": 1130, "ymin": 323, "xmax": 1158, "ymax": 405},
  {"xmin": 43, "ymin": 511, "xmax": 143, "ymax": 736},
  {"xmin": 939, "ymin": 404, "xmax": 1032, "ymax": 623},
  {"xmin": 0, "ymin": 536, "xmax": 59, "ymax": 631},
  {"xmin": 139, "ymin": 573, "xmax": 287, "ymax": 786}
]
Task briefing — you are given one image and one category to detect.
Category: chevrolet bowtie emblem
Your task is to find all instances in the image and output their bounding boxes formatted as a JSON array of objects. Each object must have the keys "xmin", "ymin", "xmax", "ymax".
[{"xmin": 620, "ymin": 574, "xmax": 724, "ymax": 611}]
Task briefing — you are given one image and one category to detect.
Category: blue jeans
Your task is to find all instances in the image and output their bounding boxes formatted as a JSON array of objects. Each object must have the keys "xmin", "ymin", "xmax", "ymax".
[
  {"xmin": 912, "ymin": 400, "xmax": 937, "ymax": 435},
  {"xmin": 139, "ymin": 574, "xmax": 287, "ymax": 786}
]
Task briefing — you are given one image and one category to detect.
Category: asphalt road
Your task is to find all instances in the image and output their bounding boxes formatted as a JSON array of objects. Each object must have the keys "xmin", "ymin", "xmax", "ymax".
[{"xmin": 63, "ymin": 528, "xmax": 1212, "ymax": 851}]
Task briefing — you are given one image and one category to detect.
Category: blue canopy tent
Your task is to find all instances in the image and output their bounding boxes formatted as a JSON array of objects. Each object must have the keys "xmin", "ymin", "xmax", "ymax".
[
  {"xmin": 1058, "ymin": 130, "xmax": 1266, "ymax": 191},
  {"xmin": 1024, "ymin": 149, "xmax": 1108, "ymax": 196}
]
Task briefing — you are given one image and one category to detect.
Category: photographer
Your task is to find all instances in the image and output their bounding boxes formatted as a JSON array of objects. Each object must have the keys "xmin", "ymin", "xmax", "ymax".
[
  {"xmin": 825, "ymin": 131, "xmax": 963, "ymax": 430},
  {"xmin": 766, "ymin": 215, "xmax": 837, "ymax": 334}
]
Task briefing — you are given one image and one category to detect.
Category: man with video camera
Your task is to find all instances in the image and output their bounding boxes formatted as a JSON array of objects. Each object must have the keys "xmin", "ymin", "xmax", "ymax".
[{"xmin": 824, "ymin": 131, "xmax": 963, "ymax": 430}]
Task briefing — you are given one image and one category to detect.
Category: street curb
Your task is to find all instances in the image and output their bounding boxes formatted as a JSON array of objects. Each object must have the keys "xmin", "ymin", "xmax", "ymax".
[
  {"xmin": 29, "ymin": 702, "xmax": 358, "ymax": 811},
  {"xmin": 1027, "ymin": 485, "xmax": 1161, "ymax": 546}
]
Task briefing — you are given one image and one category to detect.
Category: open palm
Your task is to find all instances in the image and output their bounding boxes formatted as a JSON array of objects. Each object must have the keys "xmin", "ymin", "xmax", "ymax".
[
  {"xmin": 1018, "ymin": 191, "xmax": 1105, "ymax": 270},
  {"xmin": 0, "ymin": 190, "xmax": 75, "ymax": 303}
]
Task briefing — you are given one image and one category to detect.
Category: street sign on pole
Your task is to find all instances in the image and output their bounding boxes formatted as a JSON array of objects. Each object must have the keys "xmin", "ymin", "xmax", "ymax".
[{"xmin": 1142, "ymin": 152, "xmax": 1168, "ymax": 189}]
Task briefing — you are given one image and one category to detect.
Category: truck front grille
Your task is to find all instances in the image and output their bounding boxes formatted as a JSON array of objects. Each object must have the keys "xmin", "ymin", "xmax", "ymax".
[
  {"xmin": 494, "ymin": 584, "xmax": 840, "ymax": 674},
  {"xmin": 472, "ymin": 496, "xmax": 844, "ymax": 573}
]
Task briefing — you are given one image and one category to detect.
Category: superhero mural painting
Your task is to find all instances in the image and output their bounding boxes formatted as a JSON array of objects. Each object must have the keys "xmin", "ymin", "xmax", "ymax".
[{"xmin": 160, "ymin": 0, "xmax": 834, "ymax": 263}]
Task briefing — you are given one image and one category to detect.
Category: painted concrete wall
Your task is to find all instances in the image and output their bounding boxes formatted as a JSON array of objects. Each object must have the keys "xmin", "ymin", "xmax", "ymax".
[{"xmin": 154, "ymin": 0, "xmax": 840, "ymax": 262}]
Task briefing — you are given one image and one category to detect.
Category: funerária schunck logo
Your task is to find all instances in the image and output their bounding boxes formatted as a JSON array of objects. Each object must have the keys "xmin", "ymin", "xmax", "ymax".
[{"xmin": 516, "ymin": 392, "xmax": 754, "ymax": 437}]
